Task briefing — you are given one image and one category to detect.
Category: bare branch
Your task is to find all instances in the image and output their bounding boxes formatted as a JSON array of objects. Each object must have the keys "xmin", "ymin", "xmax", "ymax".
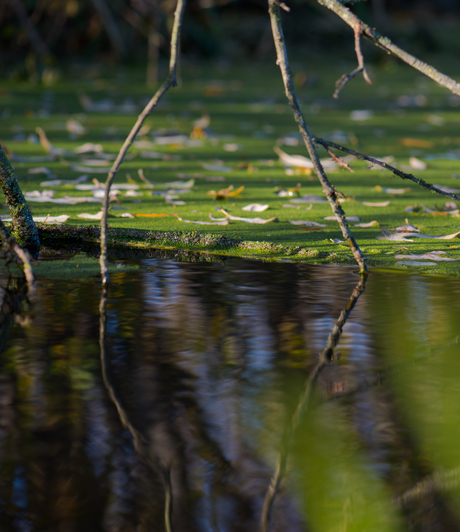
[
  {"xmin": 314, "ymin": 136, "xmax": 460, "ymax": 202},
  {"xmin": 99, "ymin": 0, "xmax": 186, "ymax": 286},
  {"xmin": 261, "ymin": 273, "xmax": 368, "ymax": 530},
  {"xmin": 334, "ymin": 23, "xmax": 371, "ymax": 98},
  {"xmin": 317, "ymin": 0, "xmax": 460, "ymax": 96},
  {"xmin": 268, "ymin": 0, "xmax": 367, "ymax": 272},
  {"xmin": 9, "ymin": 0, "xmax": 49, "ymax": 58}
]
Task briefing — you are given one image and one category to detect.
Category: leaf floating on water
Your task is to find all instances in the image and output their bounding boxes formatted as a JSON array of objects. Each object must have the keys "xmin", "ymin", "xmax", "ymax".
[
  {"xmin": 290, "ymin": 195, "xmax": 327, "ymax": 204},
  {"xmin": 324, "ymin": 215, "xmax": 360, "ymax": 222},
  {"xmin": 77, "ymin": 211, "xmax": 104, "ymax": 220},
  {"xmin": 28, "ymin": 167, "xmax": 52, "ymax": 175},
  {"xmin": 223, "ymin": 143, "xmax": 241, "ymax": 152},
  {"xmin": 354, "ymin": 221, "xmax": 380, "ymax": 227},
  {"xmin": 274, "ymin": 146, "xmax": 337, "ymax": 171},
  {"xmin": 207, "ymin": 185, "xmax": 244, "ymax": 200},
  {"xmin": 79, "ymin": 159, "xmax": 110, "ymax": 167},
  {"xmin": 74, "ymin": 143, "xmax": 103, "ymax": 154},
  {"xmin": 399, "ymin": 138, "xmax": 434, "ymax": 149},
  {"xmin": 172, "ymin": 213, "xmax": 228, "ymax": 225},
  {"xmin": 165, "ymin": 178, "xmax": 194, "ymax": 189},
  {"xmin": 350, "ymin": 110, "xmax": 373, "ymax": 121},
  {"xmin": 290, "ymin": 220, "xmax": 326, "ymax": 227},
  {"xmin": 395, "ymin": 223, "xmax": 419, "ymax": 232},
  {"xmin": 362, "ymin": 201, "xmax": 390, "ymax": 207},
  {"xmin": 202, "ymin": 162, "xmax": 232, "ymax": 172},
  {"xmin": 41, "ymin": 175, "xmax": 89, "ymax": 187},
  {"xmin": 378, "ymin": 230, "xmax": 460, "ymax": 241},
  {"xmin": 242, "ymin": 203, "xmax": 269, "ymax": 212},
  {"xmin": 409, "ymin": 156, "xmax": 427, "ymax": 170},
  {"xmin": 133, "ymin": 213, "xmax": 169, "ymax": 218},
  {"xmin": 397, "ymin": 261, "xmax": 438, "ymax": 266},
  {"xmin": 375, "ymin": 185, "xmax": 411, "ymax": 194},
  {"xmin": 395, "ymin": 252, "xmax": 460, "ymax": 261},
  {"xmin": 432, "ymin": 185, "xmax": 460, "ymax": 194},
  {"xmin": 331, "ymin": 238, "xmax": 345, "ymax": 243},
  {"xmin": 70, "ymin": 164, "xmax": 109, "ymax": 173},
  {"xmin": 217, "ymin": 208, "xmax": 278, "ymax": 224},
  {"xmin": 2, "ymin": 214, "xmax": 71, "ymax": 224}
]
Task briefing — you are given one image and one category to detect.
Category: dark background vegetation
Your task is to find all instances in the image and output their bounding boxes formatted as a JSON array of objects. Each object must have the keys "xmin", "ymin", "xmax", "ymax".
[{"xmin": 2, "ymin": 0, "xmax": 460, "ymax": 83}]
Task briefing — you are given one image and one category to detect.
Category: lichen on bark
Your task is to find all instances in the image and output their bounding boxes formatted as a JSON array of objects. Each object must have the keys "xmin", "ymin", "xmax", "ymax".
[{"xmin": 0, "ymin": 144, "xmax": 40, "ymax": 258}]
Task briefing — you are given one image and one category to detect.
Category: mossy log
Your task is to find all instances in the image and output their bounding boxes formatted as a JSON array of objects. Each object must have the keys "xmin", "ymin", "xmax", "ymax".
[{"xmin": 0, "ymin": 144, "xmax": 40, "ymax": 258}]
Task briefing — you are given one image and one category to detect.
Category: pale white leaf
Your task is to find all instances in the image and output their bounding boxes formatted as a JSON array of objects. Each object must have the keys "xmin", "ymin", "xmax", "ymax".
[
  {"xmin": 74, "ymin": 143, "xmax": 103, "ymax": 154},
  {"xmin": 70, "ymin": 164, "xmax": 109, "ymax": 173},
  {"xmin": 354, "ymin": 221, "xmax": 379, "ymax": 227},
  {"xmin": 217, "ymin": 209, "xmax": 278, "ymax": 224},
  {"xmin": 77, "ymin": 211, "xmax": 104, "ymax": 220},
  {"xmin": 409, "ymin": 156, "xmax": 427, "ymax": 170},
  {"xmin": 174, "ymin": 213, "xmax": 228, "ymax": 225},
  {"xmin": 202, "ymin": 162, "xmax": 232, "ymax": 172},
  {"xmin": 395, "ymin": 253, "xmax": 460, "ymax": 261},
  {"xmin": 324, "ymin": 215, "xmax": 360, "ymax": 222},
  {"xmin": 28, "ymin": 167, "xmax": 52, "ymax": 175},
  {"xmin": 362, "ymin": 201, "xmax": 390, "ymax": 207},
  {"xmin": 242, "ymin": 203, "xmax": 269, "ymax": 212},
  {"xmin": 397, "ymin": 261, "xmax": 438, "ymax": 266},
  {"xmin": 40, "ymin": 175, "xmax": 89, "ymax": 187},
  {"xmin": 290, "ymin": 195, "xmax": 327, "ymax": 204},
  {"xmin": 223, "ymin": 143, "xmax": 241, "ymax": 152},
  {"xmin": 120, "ymin": 213, "xmax": 135, "ymax": 218},
  {"xmin": 290, "ymin": 220, "xmax": 326, "ymax": 227},
  {"xmin": 350, "ymin": 110, "xmax": 373, "ymax": 121}
]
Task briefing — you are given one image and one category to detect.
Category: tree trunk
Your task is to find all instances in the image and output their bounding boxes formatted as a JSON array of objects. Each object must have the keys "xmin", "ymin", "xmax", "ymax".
[{"xmin": 0, "ymin": 145, "xmax": 40, "ymax": 259}]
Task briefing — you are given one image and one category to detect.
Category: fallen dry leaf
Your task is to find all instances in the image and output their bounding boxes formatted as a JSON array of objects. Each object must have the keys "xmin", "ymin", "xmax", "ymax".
[
  {"xmin": 290, "ymin": 195, "xmax": 326, "ymax": 204},
  {"xmin": 324, "ymin": 215, "xmax": 360, "ymax": 222},
  {"xmin": 394, "ymin": 252, "xmax": 460, "ymax": 261},
  {"xmin": 202, "ymin": 162, "xmax": 232, "ymax": 172},
  {"xmin": 362, "ymin": 201, "xmax": 390, "ymax": 207},
  {"xmin": 133, "ymin": 213, "xmax": 169, "ymax": 218},
  {"xmin": 375, "ymin": 185, "xmax": 411, "ymax": 194},
  {"xmin": 215, "ymin": 209, "xmax": 278, "ymax": 224},
  {"xmin": 242, "ymin": 203, "xmax": 269, "ymax": 212},
  {"xmin": 290, "ymin": 220, "xmax": 326, "ymax": 227},
  {"xmin": 354, "ymin": 221, "xmax": 380, "ymax": 227},
  {"xmin": 77, "ymin": 212, "xmax": 104, "ymax": 220},
  {"xmin": 173, "ymin": 213, "xmax": 228, "ymax": 225},
  {"xmin": 377, "ymin": 230, "xmax": 460, "ymax": 241},
  {"xmin": 207, "ymin": 185, "xmax": 244, "ymax": 200},
  {"xmin": 2, "ymin": 214, "xmax": 70, "ymax": 224},
  {"xmin": 399, "ymin": 138, "xmax": 434, "ymax": 149},
  {"xmin": 409, "ymin": 156, "xmax": 427, "ymax": 170},
  {"xmin": 397, "ymin": 261, "xmax": 438, "ymax": 266},
  {"xmin": 274, "ymin": 146, "xmax": 337, "ymax": 171}
]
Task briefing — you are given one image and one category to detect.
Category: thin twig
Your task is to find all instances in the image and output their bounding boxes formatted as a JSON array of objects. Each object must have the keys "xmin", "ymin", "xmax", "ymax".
[
  {"xmin": 100, "ymin": 0, "xmax": 186, "ymax": 286},
  {"xmin": 326, "ymin": 148, "xmax": 354, "ymax": 172},
  {"xmin": 260, "ymin": 273, "xmax": 368, "ymax": 531},
  {"xmin": 317, "ymin": 0, "xmax": 460, "ymax": 96},
  {"xmin": 334, "ymin": 23, "xmax": 372, "ymax": 98},
  {"xmin": 314, "ymin": 136, "xmax": 460, "ymax": 202},
  {"xmin": 268, "ymin": 0, "xmax": 367, "ymax": 272}
]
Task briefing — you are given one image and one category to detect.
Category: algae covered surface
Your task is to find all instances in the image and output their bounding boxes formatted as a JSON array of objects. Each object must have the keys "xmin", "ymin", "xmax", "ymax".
[{"xmin": 2, "ymin": 57, "xmax": 460, "ymax": 274}]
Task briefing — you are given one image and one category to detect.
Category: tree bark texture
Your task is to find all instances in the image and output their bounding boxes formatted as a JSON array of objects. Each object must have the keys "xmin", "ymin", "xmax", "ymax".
[{"xmin": 0, "ymin": 145, "xmax": 40, "ymax": 259}]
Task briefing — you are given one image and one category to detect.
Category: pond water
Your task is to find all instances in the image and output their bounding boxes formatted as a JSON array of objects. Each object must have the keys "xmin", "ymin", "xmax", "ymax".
[{"xmin": 1, "ymin": 254, "xmax": 460, "ymax": 532}]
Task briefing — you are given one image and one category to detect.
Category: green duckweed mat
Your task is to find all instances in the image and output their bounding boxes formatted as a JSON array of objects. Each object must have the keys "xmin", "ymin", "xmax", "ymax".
[{"xmin": 2, "ymin": 55, "xmax": 460, "ymax": 274}]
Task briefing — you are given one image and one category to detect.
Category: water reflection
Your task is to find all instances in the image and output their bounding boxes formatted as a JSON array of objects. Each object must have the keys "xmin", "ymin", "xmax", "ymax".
[{"xmin": 1, "ymin": 257, "xmax": 460, "ymax": 530}]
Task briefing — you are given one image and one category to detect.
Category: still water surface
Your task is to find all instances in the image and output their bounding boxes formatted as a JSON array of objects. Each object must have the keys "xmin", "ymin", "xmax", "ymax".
[{"xmin": 1, "ymin": 255, "xmax": 460, "ymax": 532}]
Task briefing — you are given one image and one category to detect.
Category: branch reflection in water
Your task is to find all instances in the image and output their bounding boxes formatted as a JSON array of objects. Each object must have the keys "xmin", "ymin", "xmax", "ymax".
[{"xmin": 260, "ymin": 272, "xmax": 368, "ymax": 531}]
